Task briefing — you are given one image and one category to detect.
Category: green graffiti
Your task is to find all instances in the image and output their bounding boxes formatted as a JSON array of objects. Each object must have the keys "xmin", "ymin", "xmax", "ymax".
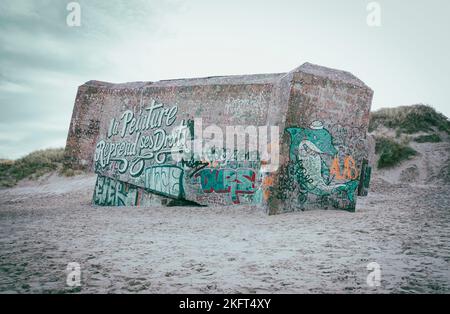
[
  {"xmin": 285, "ymin": 121, "xmax": 359, "ymax": 211},
  {"xmin": 144, "ymin": 165, "xmax": 185, "ymax": 199},
  {"xmin": 195, "ymin": 168, "xmax": 257, "ymax": 204},
  {"xmin": 93, "ymin": 175, "xmax": 138, "ymax": 206},
  {"xmin": 358, "ymin": 159, "xmax": 371, "ymax": 197}
]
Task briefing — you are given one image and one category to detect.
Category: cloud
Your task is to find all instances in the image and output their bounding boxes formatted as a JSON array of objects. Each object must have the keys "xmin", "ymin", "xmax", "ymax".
[{"xmin": 0, "ymin": 0, "xmax": 180, "ymax": 159}]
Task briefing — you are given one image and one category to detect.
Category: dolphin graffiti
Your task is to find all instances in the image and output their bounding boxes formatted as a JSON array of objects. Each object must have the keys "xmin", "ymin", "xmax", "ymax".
[{"xmin": 285, "ymin": 121, "xmax": 359, "ymax": 204}]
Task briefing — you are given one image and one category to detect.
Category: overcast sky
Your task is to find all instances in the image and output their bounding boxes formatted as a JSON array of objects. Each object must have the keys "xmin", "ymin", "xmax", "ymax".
[{"xmin": 0, "ymin": 0, "xmax": 449, "ymax": 159}]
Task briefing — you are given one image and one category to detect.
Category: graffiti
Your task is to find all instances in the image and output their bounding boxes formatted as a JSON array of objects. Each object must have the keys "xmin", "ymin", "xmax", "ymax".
[
  {"xmin": 91, "ymin": 97, "xmax": 278, "ymax": 207},
  {"xmin": 261, "ymin": 175, "xmax": 274, "ymax": 201},
  {"xmin": 93, "ymin": 175, "xmax": 138, "ymax": 206},
  {"xmin": 358, "ymin": 159, "xmax": 371, "ymax": 196},
  {"xmin": 144, "ymin": 165, "xmax": 185, "ymax": 199},
  {"xmin": 195, "ymin": 168, "xmax": 257, "ymax": 204},
  {"xmin": 192, "ymin": 118, "xmax": 280, "ymax": 172},
  {"xmin": 330, "ymin": 156, "xmax": 359, "ymax": 180},
  {"xmin": 285, "ymin": 120, "xmax": 359, "ymax": 211},
  {"xmin": 180, "ymin": 157, "xmax": 210, "ymax": 178},
  {"xmin": 275, "ymin": 161, "xmax": 307, "ymax": 210},
  {"xmin": 186, "ymin": 152, "xmax": 264, "ymax": 205},
  {"xmin": 94, "ymin": 100, "xmax": 191, "ymax": 176},
  {"xmin": 329, "ymin": 124, "xmax": 368, "ymax": 163}
]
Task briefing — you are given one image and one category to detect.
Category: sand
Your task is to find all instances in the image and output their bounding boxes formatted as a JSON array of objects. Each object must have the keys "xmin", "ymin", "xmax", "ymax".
[{"xmin": 0, "ymin": 172, "xmax": 449, "ymax": 294}]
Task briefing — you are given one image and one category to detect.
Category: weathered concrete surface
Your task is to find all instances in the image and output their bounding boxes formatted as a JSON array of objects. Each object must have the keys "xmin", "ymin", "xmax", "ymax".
[{"xmin": 65, "ymin": 63, "xmax": 373, "ymax": 213}]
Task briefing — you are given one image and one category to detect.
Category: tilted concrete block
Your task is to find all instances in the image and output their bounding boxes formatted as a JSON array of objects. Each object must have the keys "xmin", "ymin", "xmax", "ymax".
[{"xmin": 65, "ymin": 62, "xmax": 373, "ymax": 213}]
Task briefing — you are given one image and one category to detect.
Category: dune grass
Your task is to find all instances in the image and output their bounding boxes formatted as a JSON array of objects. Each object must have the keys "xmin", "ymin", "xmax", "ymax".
[
  {"xmin": 369, "ymin": 104, "xmax": 450, "ymax": 135},
  {"xmin": 370, "ymin": 105, "xmax": 449, "ymax": 169},
  {"xmin": 375, "ymin": 137, "xmax": 417, "ymax": 169},
  {"xmin": 414, "ymin": 134, "xmax": 442, "ymax": 143},
  {"xmin": 0, "ymin": 148, "xmax": 70, "ymax": 187}
]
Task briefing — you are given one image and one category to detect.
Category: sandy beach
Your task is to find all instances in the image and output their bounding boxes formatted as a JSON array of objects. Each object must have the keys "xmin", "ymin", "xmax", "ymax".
[{"xmin": 0, "ymin": 172, "xmax": 449, "ymax": 294}]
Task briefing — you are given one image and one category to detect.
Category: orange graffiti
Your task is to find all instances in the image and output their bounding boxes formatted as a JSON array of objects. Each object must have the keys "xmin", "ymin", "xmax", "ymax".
[
  {"xmin": 262, "ymin": 175, "xmax": 275, "ymax": 201},
  {"xmin": 330, "ymin": 156, "xmax": 359, "ymax": 180},
  {"xmin": 344, "ymin": 156, "xmax": 359, "ymax": 180}
]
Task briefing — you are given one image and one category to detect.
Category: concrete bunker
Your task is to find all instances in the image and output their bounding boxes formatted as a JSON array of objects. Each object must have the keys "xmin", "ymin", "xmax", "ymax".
[{"xmin": 65, "ymin": 62, "xmax": 374, "ymax": 214}]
